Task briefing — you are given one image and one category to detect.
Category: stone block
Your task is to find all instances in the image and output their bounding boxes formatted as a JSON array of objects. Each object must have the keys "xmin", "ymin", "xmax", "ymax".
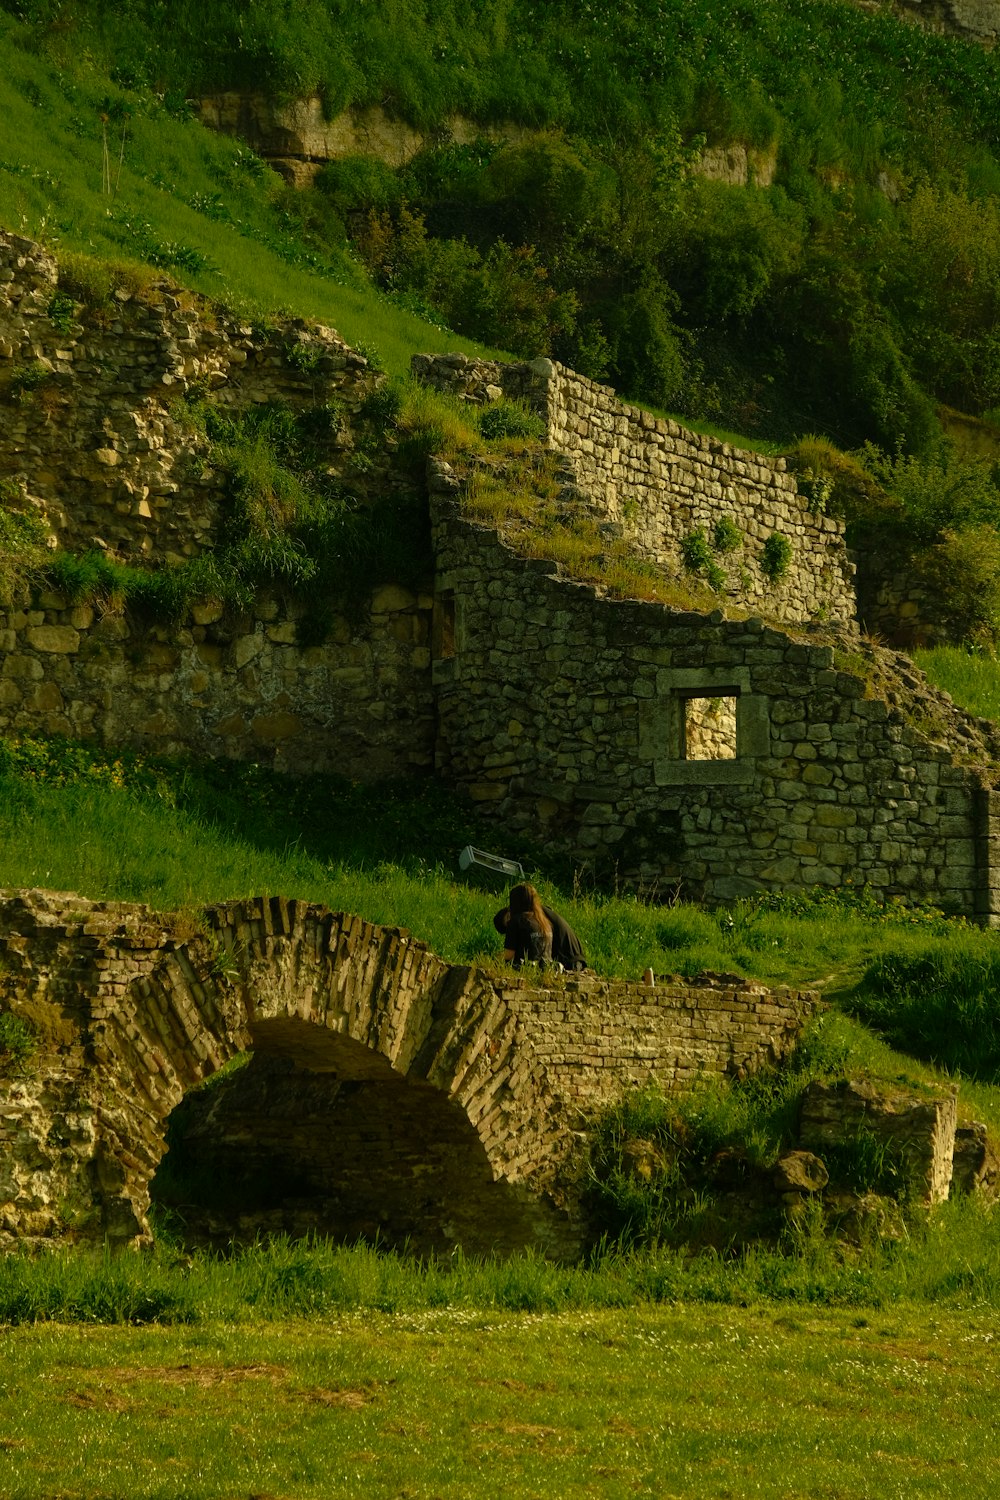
[
  {"xmin": 248, "ymin": 711, "xmax": 299, "ymax": 741},
  {"xmin": 799, "ymin": 1078, "xmax": 957, "ymax": 1206},
  {"xmin": 2, "ymin": 654, "xmax": 43, "ymax": 680},
  {"xmin": 26, "ymin": 625, "xmax": 79, "ymax": 654},
  {"xmin": 951, "ymin": 1122, "xmax": 1000, "ymax": 1201},
  {"xmin": 773, "ymin": 1150, "xmax": 829, "ymax": 1193},
  {"xmin": 191, "ymin": 600, "xmax": 224, "ymax": 626},
  {"xmin": 814, "ymin": 806, "xmax": 857, "ymax": 829},
  {"xmin": 214, "ymin": 713, "xmax": 248, "ymax": 737},
  {"xmin": 233, "ymin": 634, "xmax": 263, "ymax": 669},
  {"xmin": 371, "ymin": 584, "xmax": 418, "ymax": 614}
]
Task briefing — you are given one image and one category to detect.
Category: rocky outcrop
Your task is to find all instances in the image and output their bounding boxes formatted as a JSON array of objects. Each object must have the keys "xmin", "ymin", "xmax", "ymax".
[
  {"xmin": 894, "ymin": 0, "xmax": 999, "ymax": 43},
  {"xmin": 195, "ymin": 98, "xmax": 527, "ymax": 186}
]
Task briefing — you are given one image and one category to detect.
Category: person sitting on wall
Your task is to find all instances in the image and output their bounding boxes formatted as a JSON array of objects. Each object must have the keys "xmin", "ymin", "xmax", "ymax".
[
  {"xmin": 500, "ymin": 883, "xmax": 553, "ymax": 969},
  {"xmin": 495, "ymin": 885, "xmax": 587, "ymax": 971}
]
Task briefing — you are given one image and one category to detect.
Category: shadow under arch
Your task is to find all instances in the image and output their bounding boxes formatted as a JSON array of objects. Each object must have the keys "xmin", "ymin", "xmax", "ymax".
[{"xmin": 151, "ymin": 1019, "xmax": 545, "ymax": 1257}]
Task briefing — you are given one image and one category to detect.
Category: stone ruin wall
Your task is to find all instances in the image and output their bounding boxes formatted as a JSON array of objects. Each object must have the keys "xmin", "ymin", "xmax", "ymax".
[
  {"xmin": 2, "ymin": 230, "xmax": 1000, "ymax": 907},
  {"xmin": 431, "ymin": 500, "xmax": 1000, "ymax": 921},
  {"xmin": 0, "ymin": 232, "xmax": 377, "ymax": 561},
  {"xmin": 859, "ymin": 561, "xmax": 964, "ymax": 651},
  {"xmin": 799, "ymin": 1078, "xmax": 959, "ymax": 1209},
  {"xmin": 413, "ymin": 353, "xmax": 857, "ymax": 631},
  {"xmin": 0, "ymin": 889, "xmax": 818, "ymax": 1256},
  {"xmin": 0, "ymin": 576, "xmax": 434, "ymax": 779},
  {"xmin": 0, "ymin": 232, "xmax": 434, "ymax": 776}
]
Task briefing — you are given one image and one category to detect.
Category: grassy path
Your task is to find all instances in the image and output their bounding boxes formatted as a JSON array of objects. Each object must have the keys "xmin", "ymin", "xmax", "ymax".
[{"xmin": 2, "ymin": 1303, "xmax": 998, "ymax": 1498}]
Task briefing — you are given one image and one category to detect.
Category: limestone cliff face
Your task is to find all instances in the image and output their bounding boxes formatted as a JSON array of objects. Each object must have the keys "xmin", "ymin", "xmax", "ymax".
[
  {"xmin": 195, "ymin": 97, "xmax": 527, "ymax": 186},
  {"xmin": 193, "ymin": 3, "xmax": 997, "ymax": 193}
]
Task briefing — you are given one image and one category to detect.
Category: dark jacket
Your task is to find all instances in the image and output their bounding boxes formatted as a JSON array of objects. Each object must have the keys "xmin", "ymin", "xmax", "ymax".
[{"xmin": 495, "ymin": 904, "xmax": 587, "ymax": 971}]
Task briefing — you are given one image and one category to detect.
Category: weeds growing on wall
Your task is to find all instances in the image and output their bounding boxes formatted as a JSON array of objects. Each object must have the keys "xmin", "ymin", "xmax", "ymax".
[
  {"xmin": 761, "ymin": 531, "xmax": 793, "ymax": 583},
  {"xmin": 0, "ymin": 1012, "xmax": 36, "ymax": 1075},
  {"xmin": 0, "ymin": 498, "xmax": 47, "ymax": 602}
]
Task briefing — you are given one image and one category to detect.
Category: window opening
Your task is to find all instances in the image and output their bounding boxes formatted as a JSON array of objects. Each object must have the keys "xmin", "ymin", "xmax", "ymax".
[{"xmin": 683, "ymin": 694, "xmax": 738, "ymax": 761}]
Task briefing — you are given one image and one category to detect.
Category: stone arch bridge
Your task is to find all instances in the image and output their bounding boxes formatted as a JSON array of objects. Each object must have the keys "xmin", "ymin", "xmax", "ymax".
[{"xmin": 0, "ymin": 890, "xmax": 817, "ymax": 1257}]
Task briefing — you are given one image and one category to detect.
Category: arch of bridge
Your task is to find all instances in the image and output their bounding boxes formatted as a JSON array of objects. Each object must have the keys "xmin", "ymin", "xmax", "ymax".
[
  {"xmin": 0, "ymin": 889, "xmax": 818, "ymax": 1254},
  {"xmin": 81, "ymin": 894, "xmax": 555, "ymax": 1246}
]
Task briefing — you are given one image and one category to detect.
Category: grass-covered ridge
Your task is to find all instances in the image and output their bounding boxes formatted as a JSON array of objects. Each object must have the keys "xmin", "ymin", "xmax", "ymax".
[
  {"xmin": 0, "ymin": 13, "xmax": 501, "ymax": 379},
  {"xmin": 10, "ymin": 0, "xmax": 1000, "ymax": 456},
  {"xmin": 7, "ymin": 5, "xmax": 1000, "ymax": 643}
]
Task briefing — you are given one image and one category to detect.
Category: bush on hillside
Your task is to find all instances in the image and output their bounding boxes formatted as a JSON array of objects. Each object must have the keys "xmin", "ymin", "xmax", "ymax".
[{"xmin": 849, "ymin": 944, "xmax": 1000, "ymax": 1081}]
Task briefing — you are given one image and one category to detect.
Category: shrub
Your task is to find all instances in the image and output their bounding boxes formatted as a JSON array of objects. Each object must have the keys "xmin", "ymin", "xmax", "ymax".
[
  {"xmin": 761, "ymin": 531, "xmax": 792, "ymax": 582},
  {"xmin": 478, "ymin": 398, "xmax": 545, "ymax": 442},
  {"xmin": 680, "ymin": 527, "xmax": 712, "ymax": 574},
  {"xmin": 8, "ymin": 360, "xmax": 52, "ymax": 403},
  {"xmin": 587, "ymin": 1022, "xmax": 854, "ymax": 1250},
  {"xmin": 46, "ymin": 290, "xmax": 76, "ymax": 333},
  {"xmin": 679, "ymin": 526, "xmax": 727, "ymax": 592},
  {"xmin": 57, "ymin": 250, "xmax": 159, "ymax": 310},
  {"xmin": 0, "ymin": 503, "xmax": 47, "ymax": 550},
  {"xmin": 284, "ymin": 339, "xmax": 324, "ymax": 375},
  {"xmin": 857, "ymin": 446, "xmax": 1000, "ymax": 548},
  {"xmin": 315, "ymin": 154, "xmax": 403, "ymax": 218},
  {"xmin": 785, "ymin": 435, "xmax": 881, "ymax": 523},
  {"xmin": 711, "ymin": 515, "xmax": 742, "ymax": 553},
  {"xmin": 360, "ymin": 381, "xmax": 404, "ymax": 429},
  {"xmin": 917, "ymin": 525, "xmax": 1000, "ymax": 649}
]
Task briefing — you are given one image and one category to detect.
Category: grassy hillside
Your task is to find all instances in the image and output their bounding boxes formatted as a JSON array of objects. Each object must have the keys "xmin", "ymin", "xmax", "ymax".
[
  {"xmin": 7, "ymin": 732, "xmax": 1000, "ymax": 1099},
  {"xmin": 9, "ymin": 0, "xmax": 1000, "ymax": 454},
  {"xmin": 0, "ymin": 12, "xmax": 501, "ymax": 378},
  {"xmin": 7, "ymin": 4, "xmax": 1000, "ymax": 642}
]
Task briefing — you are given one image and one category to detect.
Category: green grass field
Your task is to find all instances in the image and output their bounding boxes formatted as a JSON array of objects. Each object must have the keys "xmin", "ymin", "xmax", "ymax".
[{"xmin": 3, "ymin": 1301, "xmax": 999, "ymax": 1498}]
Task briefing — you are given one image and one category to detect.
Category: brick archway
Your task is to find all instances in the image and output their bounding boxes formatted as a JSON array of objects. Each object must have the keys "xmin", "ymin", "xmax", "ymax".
[{"xmin": 0, "ymin": 890, "xmax": 817, "ymax": 1257}]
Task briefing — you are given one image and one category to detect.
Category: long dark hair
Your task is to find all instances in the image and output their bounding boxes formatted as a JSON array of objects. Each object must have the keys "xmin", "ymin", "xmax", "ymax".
[{"xmin": 508, "ymin": 883, "xmax": 552, "ymax": 941}]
